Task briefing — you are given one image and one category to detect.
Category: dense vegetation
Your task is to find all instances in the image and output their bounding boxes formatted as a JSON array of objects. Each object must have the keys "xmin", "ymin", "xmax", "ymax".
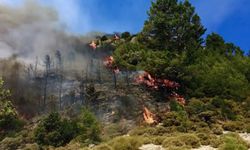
[
  {"xmin": 1, "ymin": 0, "xmax": 250, "ymax": 149},
  {"xmin": 114, "ymin": 0, "xmax": 250, "ymax": 100}
]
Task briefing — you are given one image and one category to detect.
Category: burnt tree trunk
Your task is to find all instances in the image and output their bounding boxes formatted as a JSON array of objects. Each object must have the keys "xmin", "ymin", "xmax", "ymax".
[
  {"xmin": 97, "ymin": 60, "xmax": 102, "ymax": 84},
  {"xmin": 113, "ymin": 71, "xmax": 117, "ymax": 89},
  {"xmin": 43, "ymin": 55, "xmax": 51, "ymax": 111},
  {"xmin": 125, "ymin": 69, "xmax": 130, "ymax": 86}
]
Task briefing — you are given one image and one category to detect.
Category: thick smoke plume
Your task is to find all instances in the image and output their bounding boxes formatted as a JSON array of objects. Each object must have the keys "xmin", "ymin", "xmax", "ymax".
[{"xmin": 0, "ymin": 0, "xmax": 92, "ymax": 70}]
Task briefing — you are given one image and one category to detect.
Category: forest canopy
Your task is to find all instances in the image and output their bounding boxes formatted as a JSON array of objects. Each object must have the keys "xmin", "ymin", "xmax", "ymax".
[{"xmin": 114, "ymin": 0, "xmax": 250, "ymax": 100}]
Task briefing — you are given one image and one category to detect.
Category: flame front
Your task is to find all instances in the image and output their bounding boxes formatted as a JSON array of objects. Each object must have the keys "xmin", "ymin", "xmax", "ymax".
[
  {"xmin": 143, "ymin": 106, "xmax": 156, "ymax": 125},
  {"xmin": 171, "ymin": 92, "xmax": 186, "ymax": 106},
  {"xmin": 135, "ymin": 72, "xmax": 180, "ymax": 90},
  {"xmin": 104, "ymin": 56, "xmax": 120, "ymax": 74},
  {"xmin": 89, "ymin": 41, "xmax": 97, "ymax": 50},
  {"xmin": 114, "ymin": 34, "xmax": 120, "ymax": 40}
]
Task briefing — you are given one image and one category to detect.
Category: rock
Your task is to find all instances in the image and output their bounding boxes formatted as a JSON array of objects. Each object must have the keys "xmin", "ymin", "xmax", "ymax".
[
  {"xmin": 22, "ymin": 143, "xmax": 40, "ymax": 150},
  {"xmin": 139, "ymin": 144, "xmax": 165, "ymax": 150},
  {"xmin": 192, "ymin": 146, "xmax": 217, "ymax": 150},
  {"xmin": 239, "ymin": 133, "xmax": 250, "ymax": 144}
]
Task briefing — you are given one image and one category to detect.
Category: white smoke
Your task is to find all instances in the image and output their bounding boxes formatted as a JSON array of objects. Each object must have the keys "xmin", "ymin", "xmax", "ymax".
[{"xmin": 0, "ymin": 0, "xmax": 94, "ymax": 71}]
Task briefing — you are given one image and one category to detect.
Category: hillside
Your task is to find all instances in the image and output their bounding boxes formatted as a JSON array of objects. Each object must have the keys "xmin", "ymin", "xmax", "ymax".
[{"xmin": 1, "ymin": 0, "xmax": 250, "ymax": 150}]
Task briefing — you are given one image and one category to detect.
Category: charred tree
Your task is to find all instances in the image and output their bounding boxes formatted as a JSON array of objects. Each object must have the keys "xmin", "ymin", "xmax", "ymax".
[
  {"xmin": 97, "ymin": 60, "xmax": 102, "ymax": 84},
  {"xmin": 125, "ymin": 69, "xmax": 130, "ymax": 86},
  {"xmin": 55, "ymin": 50, "xmax": 63, "ymax": 110},
  {"xmin": 113, "ymin": 71, "xmax": 117, "ymax": 89},
  {"xmin": 79, "ymin": 71, "xmax": 85, "ymax": 105},
  {"xmin": 43, "ymin": 54, "xmax": 51, "ymax": 111}
]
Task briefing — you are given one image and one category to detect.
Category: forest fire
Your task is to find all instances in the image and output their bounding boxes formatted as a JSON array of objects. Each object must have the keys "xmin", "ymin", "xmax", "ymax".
[
  {"xmin": 143, "ymin": 106, "xmax": 157, "ymax": 125},
  {"xmin": 89, "ymin": 41, "xmax": 97, "ymax": 50},
  {"xmin": 135, "ymin": 71, "xmax": 180, "ymax": 90},
  {"xmin": 103, "ymin": 56, "xmax": 120, "ymax": 74},
  {"xmin": 114, "ymin": 34, "xmax": 120, "ymax": 40},
  {"xmin": 136, "ymin": 71, "xmax": 186, "ymax": 109},
  {"xmin": 103, "ymin": 56, "xmax": 114, "ymax": 68},
  {"xmin": 171, "ymin": 92, "xmax": 186, "ymax": 106}
]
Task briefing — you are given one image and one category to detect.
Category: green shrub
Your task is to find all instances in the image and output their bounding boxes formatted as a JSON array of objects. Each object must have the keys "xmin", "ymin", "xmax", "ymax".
[
  {"xmin": 211, "ymin": 97, "xmax": 225, "ymax": 108},
  {"xmin": 221, "ymin": 106, "xmax": 237, "ymax": 120},
  {"xmin": 129, "ymin": 126, "xmax": 170, "ymax": 136},
  {"xmin": 107, "ymin": 136, "xmax": 149, "ymax": 150},
  {"xmin": 93, "ymin": 144, "xmax": 113, "ymax": 150},
  {"xmin": 170, "ymin": 100, "xmax": 184, "ymax": 112},
  {"xmin": 222, "ymin": 121, "xmax": 244, "ymax": 132},
  {"xmin": 210, "ymin": 137, "xmax": 223, "ymax": 148},
  {"xmin": 162, "ymin": 137, "xmax": 185, "ymax": 148},
  {"xmin": 186, "ymin": 98, "xmax": 206, "ymax": 115},
  {"xmin": 0, "ymin": 78, "xmax": 25, "ymax": 139},
  {"xmin": 246, "ymin": 124, "xmax": 250, "ymax": 133},
  {"xmin": 76, "ymin": 108, "xmax": 101, "ymax": 144},
  {"xmin": 211, "ymin": 124, "xmax": 223, "ymax": 135},
  {"xmin": 121, "ymin": 32, "xmax": 131, "ymax": 40},
  {"xmin": 198, "ymin": 111, "xmax": 217, "ymax": 124},
  {"xmin": 153, "ymin": 136, "xmax": 166, "ymax": 145},
  {"xmin": 219, "ymin": 133, "xmax": 249, "ymax": 150},
  {"xmin": 163, "ymin": 111, "xmax": 186, "ymax": 127},
  {"xmin": 22, "ymin": 143, "xmax": 40, "ymax": 150},
  {"xmin": 34, "ymin": 112, "xmax": 79, "ymax": 147},
  {"xmin": 162, "ymin": 134, "xmax": 200, "ymax": 148},
  {"xmin": 0, "ymin": 136, "xmax": 23, "ymax": 150},
  {"xmin": 197, "ymin": 133, "xmax": 211, "ymax": 145},
  {"xmin": 101, "ymin": 36, "xmax": 108, "ymax": 41}
]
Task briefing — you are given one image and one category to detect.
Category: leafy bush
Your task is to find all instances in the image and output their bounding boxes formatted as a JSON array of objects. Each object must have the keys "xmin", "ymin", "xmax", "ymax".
[
  {"xmin": 107, "ymin": 136, "xmax": 149, "ymax": 150},
  {"xmin": 0, "ymin": 136, "xmax": 22, "ymax": 150},
  {"xmin": 219, "ymin": 133, "xmax": 249, "ymax": 150},
  {"xmin": 162, "ymin": 111, "xmax": 191, "ymax": 132},
  {"xmin": 0, "ymin": 101, "xmax": 24, "ymax": 131},
  {"xmin": 222, "ymin": 121, "xmax": 244, "ymax": 132},
  {"xmin": 130, "ymin": 126, "xmax": 171, "ymax": 136},
  {"xmin": 186, "ymin": 98, "xmax": 206, "ymax": 115},
  {"xmin": 162, "ymin": 134, "xmax": 201, "ymax": 148},
  {"xmin": 93, "ymin": 144, "xmax": 113, "ymax": 150},
  {"xmin": 198, "ymin": 111, "xmax": 217, "ymax": 124},
  {"xmin": 246, "ymin": 124, "xmax": 250, "ymax": 133},
  {"xmin": 34, "ymin": 112, "xmax": 79, "ymax": 147},
  {"xmin": 0, "ymin": 78, "xmax": 24, "ymax": 139},
  {"xmin": 163, "ymin": 111, "xmax": 187, "ymax": 127},
  {"xmin": 76, "ymin": 108, "xmax": 101, "ymax": 144},
  {"xmin": 121, "ymin": 32, "xmax": 131, "ymax": 40},
  {"xmin": 211, "ymin": 124, "xmax": 223, "ymax": 135}
]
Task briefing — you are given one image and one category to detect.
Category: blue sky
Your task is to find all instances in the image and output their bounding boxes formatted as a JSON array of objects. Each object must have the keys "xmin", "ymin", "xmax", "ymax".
[{"xmin": 0, "ymin": 0, "xmax": 249, "ymax": 51}]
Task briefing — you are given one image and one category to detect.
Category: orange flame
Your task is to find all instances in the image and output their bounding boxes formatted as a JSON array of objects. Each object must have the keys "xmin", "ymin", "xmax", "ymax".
[
  {"xmin": 143, "ymin": 106, "xmax": 157, "ymax": 125},
  {"xmin": 135, "ymin": 72, "xmax": 180, "ymax": 90},
  {"xmin": 89, "ymin": 41, "xmax": 97, "ymax": 49},
  {"xmin": 171, "ymin": 92, "xmax": 186, "ymax": 106},
  {"xmin": 104, "ymin": 56, "xmax": 120, "ymax": 74},
  {"xmin": 104, "ymin": 56, "xmax": 114, "ymax": 67},
  {"xmin": 113, "ymin": 66, "xmax": 120, "ymax": 74},
  {"xmin": 114, "ymin": 34, "xmax": 120, "ymax": 40}
]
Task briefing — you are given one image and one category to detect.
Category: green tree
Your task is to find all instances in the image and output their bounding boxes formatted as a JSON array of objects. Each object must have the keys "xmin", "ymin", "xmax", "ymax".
[
  {"xmin": 77, "ymin": 108, "xmax": 101, "ymax": 143},
  {"xmin": 0, "ymin": 78, "xmax": 24, "ymax": 139},
  {"xmin": 206, "ymin": 33, "xmax": 244, "ymax": 56},
  {"xmin": 139, "ymin": 0, "xmax": 206, "ymax": 52},
  {"xmin": 34, "ymin": 112, "xmax": 79, "ymax": 147},
  {"xmin": 113, "ymin": 43, "xmax": 147, "ymax": 71},
  {"xmin": 121, "ymin": 32, "xmax": 131, "ymax": 40}
]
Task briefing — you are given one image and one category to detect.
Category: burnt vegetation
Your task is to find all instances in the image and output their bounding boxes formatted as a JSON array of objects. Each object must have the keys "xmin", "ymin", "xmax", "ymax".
[{"xmin": 1, "ymin": 0, "xmax": 250, "ymax": 149}]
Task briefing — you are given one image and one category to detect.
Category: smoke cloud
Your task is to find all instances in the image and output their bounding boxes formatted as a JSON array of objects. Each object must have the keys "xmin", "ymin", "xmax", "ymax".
[{"xmin": 0, "ymin": 0, "xmax": 94, "ymax": 71}]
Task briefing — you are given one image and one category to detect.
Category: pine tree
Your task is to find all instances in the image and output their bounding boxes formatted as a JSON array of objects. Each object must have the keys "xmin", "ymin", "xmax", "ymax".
[{"xmin": 139, "ymin": 0, "xmax": 206, "ymax": 52}]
